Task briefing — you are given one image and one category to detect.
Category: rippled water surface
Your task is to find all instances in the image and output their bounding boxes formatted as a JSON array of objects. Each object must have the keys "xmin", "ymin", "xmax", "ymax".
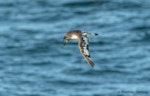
[{"xmin": 0, "ymin": 0, "xmax": 150, "ymax": 96}]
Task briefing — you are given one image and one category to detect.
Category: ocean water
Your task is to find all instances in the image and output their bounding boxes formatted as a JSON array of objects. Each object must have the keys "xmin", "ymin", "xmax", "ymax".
[{"xmin": 0, "ymin": 0, "xmax": 150, "ymax": 96}]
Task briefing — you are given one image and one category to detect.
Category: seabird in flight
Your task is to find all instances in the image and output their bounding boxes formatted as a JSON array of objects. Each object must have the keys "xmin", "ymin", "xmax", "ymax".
[{"xmin": 63, "ymin": 30, "xmax": 98, "ymax": 67}]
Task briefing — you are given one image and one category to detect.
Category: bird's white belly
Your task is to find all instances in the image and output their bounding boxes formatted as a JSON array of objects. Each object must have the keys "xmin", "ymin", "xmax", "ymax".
[{"xmin": 71, "ymin": 35, "xmax": 78, "ymax": 39}]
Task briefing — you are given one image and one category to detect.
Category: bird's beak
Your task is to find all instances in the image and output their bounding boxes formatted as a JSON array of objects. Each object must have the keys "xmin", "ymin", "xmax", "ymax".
[{"xmin": 63, "ymin": 37, "xmax": 69, "ymax": 45}]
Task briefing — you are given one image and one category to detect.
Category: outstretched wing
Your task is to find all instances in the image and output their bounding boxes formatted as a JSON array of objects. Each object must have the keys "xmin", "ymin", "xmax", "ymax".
[{"xmin": 78, "ymin": 33, "xmax": 95, "ymax": 67}]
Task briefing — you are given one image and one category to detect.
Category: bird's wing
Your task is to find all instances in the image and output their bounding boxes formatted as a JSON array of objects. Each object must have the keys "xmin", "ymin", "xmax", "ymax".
[{"xmin": 78, "ymin": 33, "xmax": 95, "ymax": 67}]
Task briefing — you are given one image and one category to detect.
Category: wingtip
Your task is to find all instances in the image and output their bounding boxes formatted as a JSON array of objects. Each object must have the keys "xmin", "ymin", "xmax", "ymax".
[
  {"xmin": 89, "ymin": 61, "xmax": 95, "ymax": 68},
  {"xmin": 95, "ymin": 33, "xmax": 98, "ymax": 36},
  {"xmin": 85, "ymin": 57, "xmax": 95, "ymax": 68}
]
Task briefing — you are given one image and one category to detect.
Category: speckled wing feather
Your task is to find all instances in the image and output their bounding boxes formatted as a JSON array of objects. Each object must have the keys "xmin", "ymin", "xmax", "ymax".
[{"xmin": 78, "ymin": 32, "xmax": 95, "ymax": 67}]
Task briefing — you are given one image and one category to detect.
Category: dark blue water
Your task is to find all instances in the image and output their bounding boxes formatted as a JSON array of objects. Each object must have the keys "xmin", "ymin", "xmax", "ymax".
[{"xmin": 0, "ymin": 0, "xmax": 150, "ymax": 96}]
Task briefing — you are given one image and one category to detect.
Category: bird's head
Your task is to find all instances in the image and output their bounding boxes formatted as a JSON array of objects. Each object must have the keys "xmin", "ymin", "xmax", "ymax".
[
  {"xmin": 63, "ymin": 32, "xmax": 72, "ymax": 45},
  {"xmin": 63, "ymin": 36, "xmax": 69, "ymax": 45},
  {"xmin": 63, "ymin": 30, "xmax": 81, "ymax": 45}
]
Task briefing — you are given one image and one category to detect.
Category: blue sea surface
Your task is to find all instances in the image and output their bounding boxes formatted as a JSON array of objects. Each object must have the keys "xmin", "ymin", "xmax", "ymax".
[{"xmin": 0, "ymin": 0, "xmax": 150, "ymax": 96}]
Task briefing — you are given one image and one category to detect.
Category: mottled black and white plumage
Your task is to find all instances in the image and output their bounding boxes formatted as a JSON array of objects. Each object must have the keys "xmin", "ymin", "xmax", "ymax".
[{"xmin": 63, "ymin": 30, "xmax": 98, "ymax": 67}]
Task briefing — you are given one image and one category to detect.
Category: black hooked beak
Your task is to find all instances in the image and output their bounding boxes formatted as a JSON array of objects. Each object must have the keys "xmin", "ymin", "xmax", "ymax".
[{"xmin": 63, "ymin": 36, "xmax": 69, "ymax": 45}]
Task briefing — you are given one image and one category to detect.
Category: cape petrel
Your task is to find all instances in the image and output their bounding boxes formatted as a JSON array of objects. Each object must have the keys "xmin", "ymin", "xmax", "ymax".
[{"xmin": 63, "ymin": 30, "xmax": 98, "ymax": 67}]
